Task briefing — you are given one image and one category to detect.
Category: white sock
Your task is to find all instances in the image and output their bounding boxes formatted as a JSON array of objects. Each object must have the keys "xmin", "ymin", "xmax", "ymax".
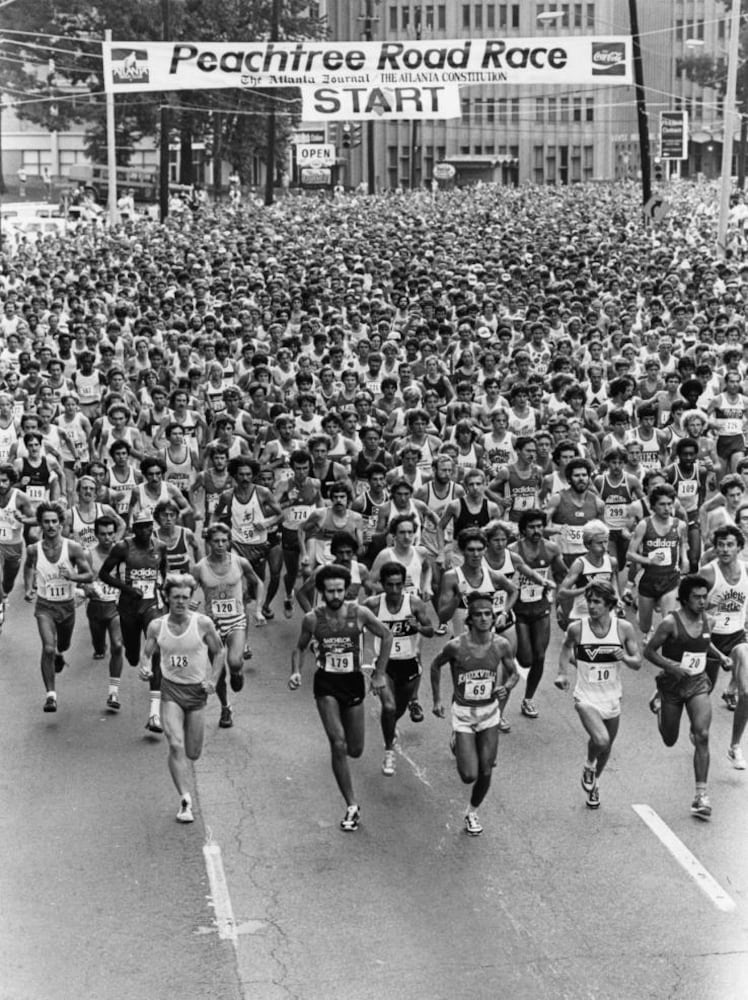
[
  {"xmin": 108, "ymin": 681, "xmax": 119, "ymax": 695},
  {"xmin": 181, "ymin": 792, "xmax": 192, "ymax": 806},
  {"xmin": 47, "ymin": 690, "xmax": 57, "ymax": 700},
  {"xmin": 149, "ymin": 695, "xmax": 161, "ymax": 715}
]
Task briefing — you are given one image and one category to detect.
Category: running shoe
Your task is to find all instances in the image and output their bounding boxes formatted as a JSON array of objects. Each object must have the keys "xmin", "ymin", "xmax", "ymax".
[
  {"xmin": 229, "ymin": 669, "xmax": 244, "ymax": 693},
  {"xmin": 54, "ymin": 653, "xmax": 66, "ymax": 674},
  {"xmin": 581, "ymin": 765, "xmax": 597, "ymax": 793},
  {"xmin": 586, "ymin": 784, "xmax": 600, "ymax": 809},
  {"xmin": 219, "ymin": 705, "xmax": 233, "ymax": 729},
  {"xmin": 283, "ymin": 598, "xmax": 293, "ymax": 619},
  {"xmin": 521, "ymin": 699, "xmax": 539, "ymax": 718},
  {"xmin": 722, "ymin": 691, "xmax": 738, "ymax": 712},
  {"xmin": 408, "ymin": 700, "xmax": 425, "ymax": 723},
  {"xmin": 649, "ymin": 691, "xmax": 661, "ymax": 715},
  {"xmin": 690, "ymin": 793, "xmax": 712, "ymax": 820},
  {"xmin": 728, "ymin": 745, "xmax": 747, "ymax": 770},
  {"xmin": 93, "ymin": 652, "xmax": 106, "ymax": 660},
  {"xmin": 145, "ymin": 714, "xmax": 163, "ymax": 734},
  {"xmin": 622, "ymin": 588, "xmax": 636, "ymax": 607},
  {"xmin": 435, "ymin": 624, "xmax": 448, "ymax": 636},
  {"xmin": 261, "ymin": 605, "xmax": 274, "ymax": 621},
  {"xmin": 464, "ymin": 811, "xmax": 483, "ymax": 836},
  {"xmin": 106, "ymin": 693, "xmax": 120, "ymax": 712},
  {"xmin": 43, "ymin": 694, "xmax": 57, "ymax": 713},
  {"xmin": 382, "ymin": 749, "xmax": 396, "ymax": 776},
  {"xmin": 176, "ymin": 798, "xmax": 194, "ymax": 823},
  {"xmin": 243, "ymin": 644, "xmax": 253, "ymax": 660},
  {"xmin": 340, "ymin": 805, "xmax": 360, "ymax": 832},
  {"xmin": 498, "ymin": 717, "xmax": 511, "ymax": 733}
]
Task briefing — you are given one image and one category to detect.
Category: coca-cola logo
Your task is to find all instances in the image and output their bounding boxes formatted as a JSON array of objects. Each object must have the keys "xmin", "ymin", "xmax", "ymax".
[{"xmin": 591, "ymin": 41, "xmax": 626, "ymax": 76}]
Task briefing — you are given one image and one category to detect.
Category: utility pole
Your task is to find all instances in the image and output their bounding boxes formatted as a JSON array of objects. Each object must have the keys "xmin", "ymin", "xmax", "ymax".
[
  {"xmin": 717, "ymin": 0, "xmax": 742, "ymax": 255},
  {"xmin": 409, "ymin": 5, "xmax": 422, "ymax": 190},
  {"xmin": 363, "ymin": 0, "xmax": 376, "ymax": 194},
  {"xmin": 264, "ymin": 0, "xmax": 281, "ymax": 205},
  {"xmin": 159, "ymin": 0, "xmax": 170, "ymax": 221},
  {"xmin": 627, "ymin": 0, "xmax": 651, "ymax": 209}
]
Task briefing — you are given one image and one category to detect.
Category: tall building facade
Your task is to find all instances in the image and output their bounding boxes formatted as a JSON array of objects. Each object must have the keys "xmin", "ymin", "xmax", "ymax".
[{"xmin": 323, "ymin": 0, "xmax": 734, "ymax": 189}]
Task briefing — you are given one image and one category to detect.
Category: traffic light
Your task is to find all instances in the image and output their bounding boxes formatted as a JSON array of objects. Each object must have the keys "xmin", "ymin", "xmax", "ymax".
[
  {"xmin": 328, "ymin": 123, "xmax": 338, "ymax": 146},
  {"xmin": 351, "ymin": 124, "xmax": 362, "ymax": 148},
  {"xmin": 654, "ymin": 157, "xmax": 663, "ymax": 182},
  {"xmin": 342, "ymin": 123, "xmax": 353, "ymax": 148}
]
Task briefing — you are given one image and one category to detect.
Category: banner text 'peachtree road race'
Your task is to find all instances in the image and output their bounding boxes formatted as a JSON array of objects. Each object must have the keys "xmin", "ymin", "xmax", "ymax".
[{"xmin": 103, "ymin": 37, "xmax": 632, "ymax": 95}]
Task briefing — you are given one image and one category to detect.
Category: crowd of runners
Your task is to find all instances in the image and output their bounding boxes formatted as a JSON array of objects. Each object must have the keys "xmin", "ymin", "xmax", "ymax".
[{"xmin": 2, "ymin": 177, "xmax": 748, "ymax": 834}]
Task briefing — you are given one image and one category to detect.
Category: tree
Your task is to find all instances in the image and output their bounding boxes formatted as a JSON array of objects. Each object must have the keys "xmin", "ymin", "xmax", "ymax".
[{"xmin": 0, "ymin": 0, "xmax": 326, "ymax": 187}]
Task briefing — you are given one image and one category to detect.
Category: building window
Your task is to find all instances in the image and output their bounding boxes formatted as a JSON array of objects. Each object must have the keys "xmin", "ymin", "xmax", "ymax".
[
  {"xmin": 546, "ymin": 152, "xmax": 557, "ymax": 184},
  {"xmin": 586, "ymin": 3, "xmax": 594, "ymax": 29},
  {"xmin": 548, "ymin": 97, "xmax": 557, "ymax": 123},
  {"xmin": 498, "ymin": 98, "xmax": 507, "ymax": 125},
  {"xmin": 694, "ymin": 19, "xmax": 705, "ymax": 40},
  {"xmin": 560, "ymin": 4, "xmax": 570, "ymax": 27},
  {"xmin": 511, "ymin": 98, "xmax": 519, "ymax": 124},
  {"xmin": 473, "ymin": 144, "xmax": 482, "ymax": 154},
  {"xmin": 510, "ymin": 144, "xmax": 518, "ymax": 160},
  {"xmin": 388, "ymin": 145, "xmax": 398, "ymax": 168},
  {"xmin": 474, "ymin": 98, "xmax": 483, "ymax": 126},
  {"xmin": 574, "ymin": 3, "xmax": 583, "ymax": 28},
  {"xmin": 460, "ymin": 145, "xmax": 470, "ymax": 155},
  {"xmin": 484, "ymin": 144, "xmax": 495, "ymax": 154},
  {"xmin": 583, "ymin": 144, "xmax": 594, "ymax": 179},
  {"xmin": 499, "ymin": 4, "xmax": 509, "ymax": 28},
  {"xmin": 560, "ymin": 96, "xmax": 569, "ymax": 122},
  {"xmin": 573, "ymin": 97, "xmax": 582, "ymax": 122},
  {"xmin": 571, "ymin": 145, "xmax": 581, "ymax": 182},
  {"xmin": 487, "ymin": 98, "xmax": 495, "ymax": 125},
  {"xmin": 424, "ymin": 5, "xmax": 434, "ymax": 30},
  {"xmin": 533, "ymin": 144, "xmax": 544, "ymax": 184},
  {"xmin": 437, "ymin": 5, "xmax": 446, "ymax": 29},
  {"xmin": 437, "ymin": 145, "xmax": 446, "ymax": 160},
  {"xmin": 675, "ymin": 19, "xmax": 684, "ymax": 41},
  {"xmin": 559, "ymin": 144, "xmax": 569, "ymax": 184},
  {"xmin": 402, "ymin": 7, "xmax": 410, "ymax": 29},
  {"xmin": 585, "ymin": 97, "xmax": 594, "ymax": 122},
  {"xmin": 718, "ymin": 19, "xmax": 726, "ymax": 41},
  {"xmin": 535, "ymin": 97, "xmax": 544, "ymax": 123},
  {"xmin": 512, "ymin": 4, "xmax": 519, "ymax": 28},
  {"xmin": 462, "ymin": 4, "xmax": 470, "ymax": 28},
  {"xmin": 694, "ymin": 98, "xmax": 703, "ymax": 120},
  {"xmin": 487, "ymin": 5, "xmax": 495, "ymax": 29},
  {"xmin": 388, "ymin": 168, "xmax": 398, "ymax": 189},
  {"xmin": 461, "ymin": 97, "xmax": 471, "ymax": 124},
  {"xmin": 389, "ymin": 6, "xmax": 398, "ymax": 31},
  {"xmin": 474, "ymin": 5, "xmax": 482, "ymax": 29}
]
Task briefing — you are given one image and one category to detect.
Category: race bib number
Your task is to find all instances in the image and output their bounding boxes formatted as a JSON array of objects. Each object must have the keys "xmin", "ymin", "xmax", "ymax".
[
  {"xmin": 240, "ymin": 519, "xmax": 261, "ymax": 543},
  {"xmin": 677, "ymin": 480, "xmax": 697, "ymax": 499},
  {"xmin": 168, "ymin": 474, "xmax": 189, "ymax": 493},
  {"xmin": 134, "ymin": 579, "xmax": 155, "ymax": 599},
  {"xmin": 512, "ymin": 492, "xmax": 535, "ymax": 511},
  {"xmin": 492, "ymin": 590, "xmax": 507, "ymax": 615},
  {"xmin": 561, "ymin": 524, "xmax": 584, "ymax": 546},
  {"xmin": 649, "ymin": 546, "xmax": 672, "ymax": 567},
  {"xmin": 392, "ymin": 635, "xmax": 416, "ymax": 658},
  {"xmin": 46, "ymin": 580, "xmax": 73, "ymax": 601},
  {"xmin": 289, "ymin": 504, "xmax": 312, "ymax": 524},
  {"xmin": 604, "ymin": 503, "xmax": 626, "ymax": 527},
  {"xmin": 680, "ymin": 651, "xmax": 706, "ymax": 676},
  {"xmin": 96, "ymin": 582, "xmax": 119, "ymax": 601},
  {"xmin": 169, "ymin": 654, "xmax": 190, "ymax": 671},
  {"xmin": 324, "ymin": 651, "xmax": 354, "ymax": 673},
  {"xmin": 26, "ymin": 485, "xmax": 45, "ymax": 502},
  {"xmin": 589, "ymin": 665, "xmax": 613, "ymax": 683},
  {"xmin": 0, "ymin": 522, "xmax": 15, "ymax": 541},
  {"xmin": 721, "ymin": 418, "xmax": 742, "ymax": 435},
  {"xmin": 464, "ymin": 677, "xmax": 493, "ymax": 701},
  {"xmin": 80, "ymin": 383, "xmax": 95, "ymax": 398},
  {"xmin": 212, "ymin": 597, "xmax": 239, "ymax": 617},
  {"xmin": 206, "ymin": 494, "xmax": 219, "ymax": 514},
  {"xmin": 716, "ymin": 611, "xmax": 743, "ymax": 633}
]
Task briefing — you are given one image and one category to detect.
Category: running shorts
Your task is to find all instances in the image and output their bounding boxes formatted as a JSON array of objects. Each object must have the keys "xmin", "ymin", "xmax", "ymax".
[
  {"xmin": 86, "ymin": 600, "xmax": 119, "ymax": 624},
  {"xmin": 573, "ymin": 696, "xmax": 621, "ymax": 721},
  {"xmin": 34, "ymin": 597, "xmax": 75, "ymax": 627},
  {"xmin": 638, "ymin": 571, "xmax": 679, "ymax": 601},
  {"xmin": 161, "ymin": 677, "xmax": 208, "ymax": 713},
  {"xmin": 656, "ymin": 669, "xmax": 711, "ymax": 706},
  {"xmin": 313, "ymin": 669, "xmax": 365, "ymax": 708},
  {"xmin": 717, "ymin": 434, "xmax": 744, "ymax": 461},
  {"xmin": 712, "ymin": 630, "xmax": 748, "ymax": 657},
  {"xmin": 386, "ymin": 657, "xmax": 421, "ymax": 685},
  {"xmin": 451, "ymin": 699, "xmax": 500, "ymax": 733}
]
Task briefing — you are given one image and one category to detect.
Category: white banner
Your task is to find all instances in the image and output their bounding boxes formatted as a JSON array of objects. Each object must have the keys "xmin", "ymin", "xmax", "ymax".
[
  {"xmin": 301, "ymin": 84, "xmax": 461, "ymax": 121},
  {"xmin": 102, "ymin": 37, "xmax": 632, "ymax": 94}
]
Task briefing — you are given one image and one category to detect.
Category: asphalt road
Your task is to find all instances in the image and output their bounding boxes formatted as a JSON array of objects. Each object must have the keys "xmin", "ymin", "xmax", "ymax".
[{"xmin": 2, "ymin": 589, "xmax": 747, "ymax": 1000}]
